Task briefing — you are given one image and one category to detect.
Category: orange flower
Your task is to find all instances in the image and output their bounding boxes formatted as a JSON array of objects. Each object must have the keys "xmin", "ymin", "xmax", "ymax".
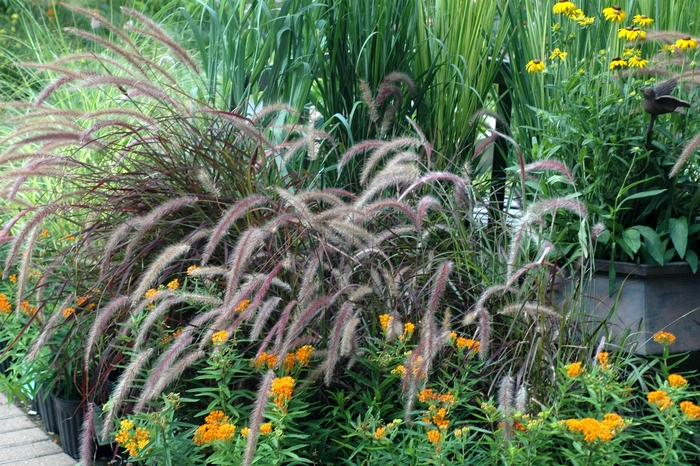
[
  {"xmin": 260, "ymin": 423, "xmax": 273, "ymax": 434},
  {"xmin": 62, "ymin": 307, "xmax": 75, "ymax": 318},
  {"xmin": 373, "ymin": 426, "xmax": 386, "ymax": 439},
  {"xmin": 680, "ymin": 401, "xmax": 700, "ymax": 420},
  {"xmin": 240, "ymin": 427, "xmax": 250, "ymax": 438},
  {"xmin": 426, "ymin": 429, "xmax": 441, "ymax": 444},
  {"xmin": 211, "ymin": 330, "xmax": 228, "ymax": 346},
  {"xmin": 270, "ymin": 376, "xmax": 295, "ymax": 408},
  {"xmin": 235, "ymin": 299, "xmax": 251, "ymax": 313},
  {"xmin": 567, "ymin": 362, "xmax": 583, "ymax": 377},
  {"xmin": 255, "ymin": 352, "xmax": 277, "ymax": 369},
  {"xmin": 379, "ymin": 314, "xmax": 391, "ymax": 331},
  {"xmin": 294, "ymin": 345, "xmax": 313, "ymax": 366},
  {"xmin": 647, "ymin": 390, "xmax": 673, "ymax": 410},
  {"xmin": 193, "ymin": 410, "xmax": 236, "ymax": 445},
  {"xmin": 668, "ymin": 374, "xmax": 688, "ymax": 388},
  {"xmin": 187, "ymin": 265, "xmax": 199, "ymax": 275},
  {"xmin": 597, "ymin": 352, "xmax": 609, "ymax": 367},
  {"xmin": 391, "ymin": 365, "xmax": 405, "ymax": 376},
  {"xmin": 166, "ymin": 279, "xmax": 179, "ymax": 291},
  {"xmin": 283, "ymin": 353, "xmax": 296, "ymax": 373},
  {"xmin": 653, "ymin": 331, "xmax": 675, "ymax": 346},
  {"xmin": 8, "ymin": 274, "xmax": 16, "ymax": 283}
]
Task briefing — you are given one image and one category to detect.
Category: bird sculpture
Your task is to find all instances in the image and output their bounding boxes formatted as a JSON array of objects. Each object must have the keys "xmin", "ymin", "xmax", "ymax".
[{"xmin": 641, "ymin": 78, "xmax": 691, "ymax": 149}]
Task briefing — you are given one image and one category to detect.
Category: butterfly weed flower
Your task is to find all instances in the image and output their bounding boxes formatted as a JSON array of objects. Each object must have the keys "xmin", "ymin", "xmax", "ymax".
[
  {"xmin": 270, "ymin": 376, "xmax": 295, "ymax": 408},
  {"xmin": 675, "ymin": 37, "xmax": 698, "ymax": 50},
  {"xmin": 526, "ymin": 59, "xmax": 546, "ymax": 73},
  {"xmin": 653, "ymin": 331, "xmax": 676, "ymax": 346},
  {"xmin": 680, "ymin": 401, "xmax": 700, "ymax": 420},
  {"xmin": 260, "ymin": 422, "xmax": 273, "ymax": 434},
  {"xmin": 235, "ymin": 299, "xmax": 250, "ymax": 313},
  {"xmin": 193, "ymin": 410, "xmax": 236, "ymax": 445},
  {"xmin": 373, "ymin": 426, "xmax": 387, "ymax": 440},
  {"xmin": 553, "ymin": 1, "xmax": 576, "ymax": 15},
  {"xmin": 426, "ymin": 429, "xmax": 441, "ymax": 444},
  {"xmin": 566, "ymin": 361, "xmax": 583, "ymax": 377},
  {"xmin": 166, "ymin": 279, "xmax": 179, "ymax": 290},
  {"xmin": 603, "ymin": 5, "xmax": 625, "ymax": 22},
  {"xmin": 647, "ymin": 390, "xmax": 673, "ymax": 410},
  {"xmin": 668, "ymin": 374, "xmax": 688, "ymax": 388},
  {"xmin": 633, "ymin": 14, "xmax": 654, "ymax": 27},
  {"xmin": 294, "ymin": 345, "xmax": 313, "ymax": 366},
  {"xmin": 379, "ymin": 313, "xmax": 391, "ymax": 331},
  {"xmin": 211, "ymin": 330, "xmax": 228, "ymax": 346}
]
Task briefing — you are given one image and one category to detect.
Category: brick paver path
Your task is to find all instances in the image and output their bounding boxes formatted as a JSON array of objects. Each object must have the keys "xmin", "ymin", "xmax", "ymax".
[{"xmin": 0, "ymin": 392, "xmax": 76, "ymax": 465}]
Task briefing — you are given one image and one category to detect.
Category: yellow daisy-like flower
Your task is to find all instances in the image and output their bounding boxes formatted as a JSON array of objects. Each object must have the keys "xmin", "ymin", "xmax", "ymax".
[
  {"xmin": 668, "ymin": 374, "xmax": 688, "ymax": 388},
  {"xmin": 633, "ymin": 14, "xmax": 654, "ymax": 27},
  {"xmin": 647, "ymin": 390, "xmax": 673, "ymax": 410},
  {"xmin": 603, "ymin": 5, "xmax": 625, "ymax": 22},
  {"xmin": 526, "ymin": 59, "xmax": 545, "ymax": 73},
  {"xmin": 623, "ymin": 48, "xmax": 640, "ymax": 58},
  {"xmin": 549, "ymin": 48, "xmax": 568, "ymax": 61},
  {"xmin": 653, "ymin": 331, "xmax": 676, "ymax": 346},
  {"xmin": 609, "ymin": 57, "xmax": 627, "ymax": 70},
  {"xmin": 211, "ymin": 330, "xmax": 228, "ymax": 346},
  {"xmin": 676, "ymin": 37, "xmax": 698, "ymax": 50},
  {"xmin": 566, "ymin": 361, "xmax": 583, "ymax": 377},
  {"xmin": 680, "ymin": 401, "xmax": 700, "ymax": 420},
  {"xmin": 619, "ymin": 26, "xmax": 645, "ymax": 41},
  {"xmin": 627, "ymin": 55, "xmax": 648, "ymax": 68},
  {"xmin": 553, "ymin": 0, "xmax": 576, "ymax": 15}
]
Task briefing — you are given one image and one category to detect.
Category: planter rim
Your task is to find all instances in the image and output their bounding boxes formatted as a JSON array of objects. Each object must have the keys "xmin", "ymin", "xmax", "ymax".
[{"xmin": 594, "ymin": 259, "xmax": 696, "ymax": 278}]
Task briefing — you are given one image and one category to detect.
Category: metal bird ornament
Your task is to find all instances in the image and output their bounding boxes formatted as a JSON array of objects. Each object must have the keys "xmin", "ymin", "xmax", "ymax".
[{"xmin": 641, "ymin": 78, "xmax": 691, "ymax": 149}]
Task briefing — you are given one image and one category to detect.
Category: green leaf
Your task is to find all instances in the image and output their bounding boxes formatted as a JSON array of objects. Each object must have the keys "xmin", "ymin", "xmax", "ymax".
[
  {"xmin": 632, "ymin": 225, "xmax": 665, "ymax": 265},
  {"xmin": 618, "ymin": 228, "xmax": 641, "ymax": 259},
  {"xmin": 669, "ymin": 217, "xmax": 688, "ymax": 259},
  {"xmin": 619, "ymin": 189, "xmax": 667, "ymax": 206},
  {"xmin": 687, "ymin": 250, "xmax": 698, "ymax": 273}
]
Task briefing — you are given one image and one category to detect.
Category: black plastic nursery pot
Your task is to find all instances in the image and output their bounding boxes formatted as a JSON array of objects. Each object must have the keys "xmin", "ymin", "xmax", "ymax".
[
  {"xmin": 36, "ymin": 388, "xmax": 59, "ymax": 434},
  {"xmin": 54, "ymin": 396, "xmax": 84, "ymax": 459}
]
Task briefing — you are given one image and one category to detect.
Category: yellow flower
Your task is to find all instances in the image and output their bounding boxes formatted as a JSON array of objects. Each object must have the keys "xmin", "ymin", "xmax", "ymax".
[
  {"xmin": 62, "ymin": 307, "xmax": 75, "ymax": 318},
  {"xmin": 549, "ymin": 48, "xmax": 568, "ymax": 61},
  {"xmin": 0, "ymin": 294, "xmax": 11, "ymax": 314},
  {"xmin": 211, "ymin": 330, "xmax": 228, "ymax": 346},
  {"xmin": 565, "ymin": 418, "xmax": 612, "ymax": 442},
  {"xmin": 187, "ymin": 265, "xmax": 199, "ymax": 275},
  {"xmin": 426, "ymin": 429, "xmax": 441, "ymax": 444},
  {"xmin": 260, "ymin": 422, "xmax": 273, "ymax": 434},
  {"xmin": 391, "ymin": 365, "xmax": 406, "ymax": 376},
  {"xmin": 455, "ymin": 337, "xmax": 469, "ymax": 349},
  {"xmin": 116, "ymin": 419, "xmax": 151, "ymax": 457},
  {"xmin": 653, "ymin": 331, "xmax": 676, "ymax": 346},
  {"xmin": 575, "ymin": 15, "xmax": 595, "ymax": 26},
  {"xmin": 633, "ymin": 14, "xmax": 654, "ymax": 27},
  {"xmin": 283, "ymin": 353, "xmax": 296, "ymax": 373},
  {"xmin": 619, "ymin": 26, "xmax": 646, "ymax": 41},
  {"xmin": 166, "ymin": 279, "xmax": 179, "ymax": 291},
  {"xmin": 603, "ymin": 5, "xmax": 625, "ymax": 22},
  {"xmin": 609, "ymin": 57, "xmax": 627, "ymax": 70},
  {"xmin": 661, "ymin": 44, "xmax": 676, "ymax": 54},
  {"xmin": 526, "ymin": 59, "xmax": 545, "ymax": 73},
  {"xmin": 668, "ymin": 374, "xmax": 688, "ymax": 388},
  {"xmin": 294, "ymin": 345, "xmax": 313, "ymax": 366},
  {"xmin": 454, "ymin": 428, "xmax": 462, "ymax": 437},
  {"xmin": 552, "ymin": 0, "xmax": 576, "ymax": 15},
  {"xmin": 597, "ymin": 351, "xmax": 610, "ymax": 368},
  {"xmin": 235, "ymin": 299, "xmax": 251, "ymax": 313},
  {"xmin": 379, "ymin": 313, "xmax": 391, "ymax": 331},
  {"xmin": 566, "ymin": 361, "xmax": 583, "ymax": 377},
  {"xmin": 8, "ymin": 274, "xmax": 16, "ymax": 284},
  {"xmin": 41, "ymin": 228, "xmax": 49, "ymax": 237},
  {"xmin": 144, "ymin": 288, "xmax": 159, "ymax": 300},
  {"xmin": 647, "ymin": 390, "xmax": 673, "ymax": 410},
  {"xmin": 270, "ymin": 376, "xmax": 295, "ymax": 408},
  {"xmin": 680, "ymin": 401, "xmax": 700, "ymax": 420},
  {"xmin": 373, "ymin": 426, "xmax": 386, "ymax": 439},
  {"xmin": 401, "ymin": 322, "xmax": 415, "ymax": 340},
  {"xmin": 240, "ymin": 427, "xmax": 250, "ymax": 438},
  {"xmin": 418, "ymin": 388, "xmax": 436, "ymax": 403},
  {"xmin": 676, "ymin": 37, "xmax": 698, "ymax": 50}
]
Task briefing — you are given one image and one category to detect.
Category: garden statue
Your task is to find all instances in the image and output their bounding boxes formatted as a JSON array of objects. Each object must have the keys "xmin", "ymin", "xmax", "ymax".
[{"xmin": 642, "ymin": 78, "xmax": 691, "ymax": 149}]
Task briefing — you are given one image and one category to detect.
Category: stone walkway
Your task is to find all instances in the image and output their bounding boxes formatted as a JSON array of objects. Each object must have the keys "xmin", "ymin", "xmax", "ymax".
[{"xmin": 0, "ymin": 392, "xmax": 76, "ymax": 466}]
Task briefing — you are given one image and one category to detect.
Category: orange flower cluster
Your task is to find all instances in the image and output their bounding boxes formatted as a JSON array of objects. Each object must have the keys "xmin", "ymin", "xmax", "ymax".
[
  {"xmin": 211, "ymin": 330, "xmax": 229, "ymax": 346},
  {"xmin": 647, "ymin": 390, "xmax": 673, "ymax": 410},
  {"xmin": 115, "ymin": 419, "xmax": 150, "ymax": 457},
  {"xmin": 564, "ymin": 413, "xmax": 626, "ymax": 442},
  {"xmin": 391, "ymin": 365, "xmax": 405, "ymax": 376},
  {"xmin": 400, "ymin": 322, "xmax": 415, "ymax": 340},
  {"xmin": 455, "ymin": 336, "xmax": 479, "ymax": 352},
  {"xmin": 255, "ymin": 352, "xmax": 277, "ymax": 369},
  {"xmin": 597, "ymin": 352, "xmax": 610, "ymax": 369},
  {"xmin": 668, "ymin": 374, "xmax": 688, "ymax": 388},
  {"xmin": 281, "ymin": 345, "xmax": 315, "ymax": 372},
  {"xmin": 0, "ymin": 294, "xmax": 11, "ymax": 314},
  {"xmin": 426, "ymin": 429, "xmax": 441, "ymax": 444},
  {"xmin": 379, "ymin": 313, "xmax": 391, "ymax": 331},
  {"xmin": 653, "ymin": 331, "xmax": 676, "ymax": 346},
  {"xmin": 187, "ymin": 265, "xmax": 199, "ymax": 275},
  {"xmin": 240, "ymin": 427, "xmax": 250, "ymax": 438},
  {"xmin": 235, "ymin": 299, "xmax": 251, "ymax": 313},
  {"xmin": 193, "ymin": 410, "xmax": 236, "ymax": 445},
  {"xmin": 680, "ymin": 401, "xmax": 700, "ymax": 420},
  {"xmin": 260, "ymin": 422, "xmax": 273, "ymax": 434},
  {"xmin": 373, "ymin": 426, "xmax": 386, "ymax": 440},
  {"xmin": 566, "ymin": 361, "xmax": 583, "ymax": 378},
  {"xmin": 270, "ymin": 376, "xmax": 295, "ymax": 408},
  {"xmin": 167, "ymin": 279, "xmax": 179, "ymax": 291},
  {"xmin": 61, "ymin": 307, "xmax": 74, "ymax": 318},
  {"xmin": 19, "ymin": 301, "xmax": 37, "ymax": 316},
  {"xmin": 8, "ymin": 274, "xmax": 16, "ymax": 283}
]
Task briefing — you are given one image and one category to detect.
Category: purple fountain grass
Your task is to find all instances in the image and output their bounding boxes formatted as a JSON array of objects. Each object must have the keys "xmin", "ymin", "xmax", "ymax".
[
  {"xmin": 592, "ymin": 335, "xmax": 606, "ymax": 367},
  {"xmin": 358, "ymin": 136, "xmax": 423, "ymax": 185},
  {"xmin": 415, "ymin": 196, "xmax": 442, "ymax": 232},
  {"xmin": 670, "ymin": 132, "xmax": 700, "ymax": 177},
  {"xmin": 13, "ymin": 225, "xmax": 39, "ymax": 315},
  {"xmin": 324, "ymin": 302, "xmax": 356, "ymax": 384},
  {"xmin": 201, "ymin": 195, "xmax": 268, "ymax": 264},
  {"xmin": 25, "ymin": 294, "xmax": 75, "ymax": 361},
  {"xmin": 250, "ymin": 297, "xmax": 282, "ymax": 340},
  {"xmin": 498, "ymin": 302, "xmax": 560, "ymax": 319},
  {"xmin": 275, "ymin": 294, "xmax": 337, "ymax": 363},
  {"xmin": 523, "ymin": 160, "xmax": 575, "ymax": 185},
  {"xmin": 515, "ymin": 383, "xmax": 528, "ymax": 413},
  {"xmin": 355, "ymin": 163, "xmax": 420, "ymax": 207},
  {"xmin": 102, "ymin": 348, "xmax": 153, "ymax": 440},
  {"xmin": 338, "ymin": 140, "xmax": 384, "ymax": 168},
  {"xmin": 243, "ymin": 370, "xmax": 275, "ymax": 466},
  {"xmin": 498, "ymin": 374, "xmax": 515, "ymax": 440},
  {"xmin": 79, "ymin": 402, "xmax": 96, "ymax": 466},
  {"xmin": 144, "ymin": 349, "xmax": 205, "ymax": 405},
  {"xmin": 34, "ymin": 76, "xmax": 80, "ymax": 107},
  {"xmin": 340, "ymin": 315, "xmax": 361, "ymax": 358},
  {"xmin": 84, "ymin": 296, "xmax": 130, "ymax": 372},
  {"xmin": 360, "ymin": 79, "xmax": 379, "ymax": 123},
  {"xmin": 78, "ymin": 75, "xmax": 184, "ymax": 111},
  {"xmin": 130, "ymin": 243, "xmax": 190, "ymax": 305},
  {"xmin": 224, "ymin": 228, "xmax": 273, "ymax": 303},
  {"xmin": 122, "ymin": 7, "xmax": 201, "ymax": 73},
  {"xmin": 398, "ymin": 171, "xmax": 470, "ymax": 205}
]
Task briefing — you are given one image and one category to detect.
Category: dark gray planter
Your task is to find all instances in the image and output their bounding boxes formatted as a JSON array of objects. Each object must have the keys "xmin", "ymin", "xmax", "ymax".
[
  {"xmin": 587, "ymin": 260, "xmax": 700, "ymax": 355},
  {"xmin": 54, "ymin": 396, "xmax": 84, "ymax": 459}
]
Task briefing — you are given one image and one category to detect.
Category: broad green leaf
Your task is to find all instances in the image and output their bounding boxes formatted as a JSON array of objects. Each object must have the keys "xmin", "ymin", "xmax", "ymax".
[
  {"xmin": 632, "ymin": 225, "xmax": 665, "ymax": 265},
  {"xmin": 618, "ymin": 228, "xmax": 641, "ymax": 259},
  {"xmin": 669, "ymin": 217, "xmax": 688, "ymax": 259},
  {"xmin": 687, "ymin": 250, "xmax": 698, "ymax": 273}
]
